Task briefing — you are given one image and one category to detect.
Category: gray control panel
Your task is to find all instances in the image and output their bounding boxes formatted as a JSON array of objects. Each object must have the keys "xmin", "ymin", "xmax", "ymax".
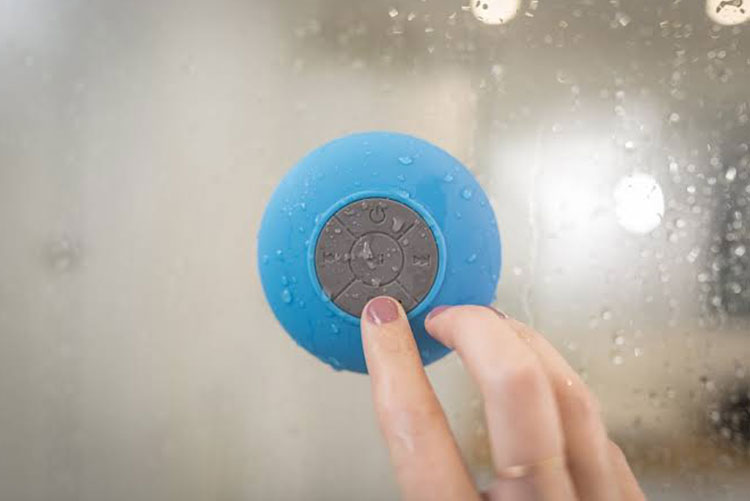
[{"xmin": 314, "ymin": 198, "xmax": 439, "ymax": 317}]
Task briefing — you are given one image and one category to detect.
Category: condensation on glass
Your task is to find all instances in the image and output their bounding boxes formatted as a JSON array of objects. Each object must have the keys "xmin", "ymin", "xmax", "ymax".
[{"xmin": 0, "ymin": 0, "xmax": 748, "ymax": 500}]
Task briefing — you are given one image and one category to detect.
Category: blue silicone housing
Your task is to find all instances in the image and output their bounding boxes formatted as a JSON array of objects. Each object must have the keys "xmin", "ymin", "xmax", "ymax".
[{"xmin": 257, "ymin": 132, "xmax": 501, "ymax": 373}]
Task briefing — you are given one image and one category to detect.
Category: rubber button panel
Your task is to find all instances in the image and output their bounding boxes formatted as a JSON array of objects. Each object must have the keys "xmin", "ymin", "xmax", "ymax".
[{"xmin": 314, "ymin": 198, "xmax": 439, "ymax": 317}]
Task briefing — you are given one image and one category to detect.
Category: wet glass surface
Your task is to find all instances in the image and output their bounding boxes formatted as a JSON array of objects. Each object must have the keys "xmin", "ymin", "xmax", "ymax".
[{"xmin": 1, "ymin": 0, "xmax": 749, "ymax": 499}]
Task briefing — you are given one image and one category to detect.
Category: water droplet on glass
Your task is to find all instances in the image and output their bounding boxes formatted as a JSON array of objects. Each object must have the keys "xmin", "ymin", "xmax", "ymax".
[
  {"xmin": 388, "ymin": 7, "xmax": 399, "ymax": 18},
  {"xmin": 331, "ymin": 323, "xmax": 340, "ymax": 335},
  {"xmin": 398, "ymin": 156, "xmax": 413, "ymax": 165},
  {"xmin": 601, "ymin": 309, "xmax": 612, "ymax": 320},
  {"xmin": 734, "ymin": 245, "xmax": 746, "ymax": 257},
  {"xmin": 687, "ymin": 247, "xmax": 700, "ymax": 263},
  {"xmin": 276, "ymin": 249, "xmax": 284, "ymax": 261},
  {"xmin": 624, "ymin": 140, "xmax": 636, "ymax": 151},
  {"xmin": 47, "ymin": 237, "xmax": 81, "ymax": 273},
  {"xmin": 281, "ymin": 276, "xmax": 289, "ymax": 286},
  {"xmin": 461, "ymin": 187, "xmax": 474, "ymax": 200},
  {"xmin": 281, "ymin": 288, "xmax": 293, "ymax": 304},
  {"xmin": 669, "ymin": 112, "xmax": 680, "ymax": 123},
  {"xmin": 725, "ymin": 167, "xmax": 737, "ymax": 182},
  {"xmin": 443, "ymin": 173, "xmax": 454, "ymax": 182},
  {"xmin": 466, "ymin": 253, "xmax": 477, "ymax": 264},
  {"xmin": 262, "ymin": 254, "xmax": 270, "ymax": 264}
]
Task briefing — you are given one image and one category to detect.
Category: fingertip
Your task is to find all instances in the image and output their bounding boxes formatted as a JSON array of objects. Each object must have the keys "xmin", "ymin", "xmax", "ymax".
[
  {"xmin": 425, "ymin": 305, "xmax": 453, "ymax": 324},
  {"xmin": 363, "ymin": 296, "xmax": 403, "ymax": 326}
]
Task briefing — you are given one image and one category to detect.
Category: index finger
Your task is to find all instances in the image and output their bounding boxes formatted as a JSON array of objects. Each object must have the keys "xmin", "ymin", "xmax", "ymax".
[{"xmin": 361, "ymin": 297, "xmax": 480, "ymax": 501}]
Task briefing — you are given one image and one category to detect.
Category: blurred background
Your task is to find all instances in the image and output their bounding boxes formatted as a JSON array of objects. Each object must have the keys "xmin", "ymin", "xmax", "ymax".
[{"xmin": 1, "ymin": 0, "xmax": 749, "ymax": 499}]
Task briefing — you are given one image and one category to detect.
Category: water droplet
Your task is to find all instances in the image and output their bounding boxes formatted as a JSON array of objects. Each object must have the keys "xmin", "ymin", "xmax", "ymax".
[
  {"xmin": 466, "ymin": 253, "xmax": 477, "ymax": 263},
  {"xmin": 725, "ymin": 167, "xmax": 737, "ymax": 182},
  {"xmin": 669, "ymin": 112, "xmax": 680, "ymax": 123},
  {"xmin": 388, "ymin": 7, "xmax": 399, "ymax": 18},
  {"xmin": 281, "ymin": 276, "xmax": 289, "ymax": 286},
  {"xmin": 396, "ymin": 174, "xmax": 406, "ymax": 182},
  {"xmin": 281, "ymin": 288, "xmax": 293, "ymax": 304},
  {"xmin": 601, "ymin": 309, "xmax": 612, "ymax": 320},
  {"xmin": 615, "ymin": 11, "xmax": 631, "ymax": 27},
  {"xmin": 734, "ymin": 244, "xmax": 746, "ymax": 257},
  {"xmin": 624, "ymin": 140, "xmax": 636, "ymax": 151},
  {"xmin": 461, "ymin": 187, "xmax": 473, "ymax": 200},
  {"xmin": 327, "ymin": 357, "xmax": 343, "ymax": 371},
  {"xmin": 275, "ymin": 249, "xmax": 284, "ymax": 261},
  {"xmin": 443, "ymin": 173, "xmax": 454, "ymax": 182},
  {"xmin": 687, "ymin": 247, "xmax": 700, "ymax": 263},
  {"xmin": 331, "ymin": 323, "xmax": 340, "ymax": 335},
  {"xmin": 46, "ymin": 237, "xmax": 81, "ymax": 273},
  {"xmin": 612, "ymin": 354, "xmax": 624, "ymax": 365},
  {"xmin": 262, "ymin": 254, "xmax": 270, "ymax": 264},
  {"xmin": 297, "ymin": 299, "xmax": 306, "ymax": 308},
  {"xmin": 398, "ymin": 156, "xmax": 413, "ymax": 165}
]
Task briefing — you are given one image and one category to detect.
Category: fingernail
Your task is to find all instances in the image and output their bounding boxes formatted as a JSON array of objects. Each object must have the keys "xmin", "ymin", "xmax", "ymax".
[
  {"xmin": 426, "ymin": 305, "xmax": 452, "ymax": 322},
  {"xmin": 365, "ymin": 297, "xmax": 400, "ymax": 325},
  {"xmin": 485, "ymin": 306, "xmax": 508, "ymax": 319}
]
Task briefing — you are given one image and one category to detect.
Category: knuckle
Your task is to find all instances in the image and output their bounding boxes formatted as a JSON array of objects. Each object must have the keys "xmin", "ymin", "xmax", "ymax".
[
  {"xmin": 483, "ymin": 356, "xmax": 546, "ymax": 401},
  {"xmin": 608, "ymin": 439, "xmax": 626, "ymax": 460},
  {"xmin": 565, "ymin": 384, "xmax": 601, "ymax": 423},
  {"xmin": 377, "ymin": 400, "xmax": 443, "ymax": 438}
]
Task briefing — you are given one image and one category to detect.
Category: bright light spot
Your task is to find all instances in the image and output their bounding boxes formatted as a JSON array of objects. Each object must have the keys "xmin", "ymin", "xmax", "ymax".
[
  {"xmin": 471, "ymin": 0, "xmax": 521, "ymax": 25},
  {"xmin": 706, "ymin": 0, "xmax": 750, "ymax": 26},
  {"xmin": 614, "ymin": 173, "xmax": 665, "ymax": 234}
]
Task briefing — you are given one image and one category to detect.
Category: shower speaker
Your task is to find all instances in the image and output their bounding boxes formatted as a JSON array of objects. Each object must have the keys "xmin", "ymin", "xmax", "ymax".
[{"xmin": 258, "ymin": 132, "xmax": 501, "ymax": 373}]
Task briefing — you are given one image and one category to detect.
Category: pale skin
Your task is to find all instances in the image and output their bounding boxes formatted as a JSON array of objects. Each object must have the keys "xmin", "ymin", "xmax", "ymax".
[{"xmin": 361, "ymin": 297, "xmax": 646, "ymax": 501}]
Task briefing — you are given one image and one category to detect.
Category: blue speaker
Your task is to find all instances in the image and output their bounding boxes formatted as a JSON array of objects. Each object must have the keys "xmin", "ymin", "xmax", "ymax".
[{"xmin": 258, "ymin": 132, "xmax": 501, "ymax": 373}]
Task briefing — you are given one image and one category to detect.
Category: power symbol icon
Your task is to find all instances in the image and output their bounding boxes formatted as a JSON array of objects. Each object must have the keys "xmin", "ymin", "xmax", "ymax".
[{"xmin": 369, "ymin": 206, "xmax": 386, "ymax": 224}]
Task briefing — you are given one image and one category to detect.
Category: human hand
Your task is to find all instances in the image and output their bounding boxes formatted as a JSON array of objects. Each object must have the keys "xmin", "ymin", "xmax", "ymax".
[{"xmin": 360, "ymin": 296, "xmax": 645, "ymax": 501}]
